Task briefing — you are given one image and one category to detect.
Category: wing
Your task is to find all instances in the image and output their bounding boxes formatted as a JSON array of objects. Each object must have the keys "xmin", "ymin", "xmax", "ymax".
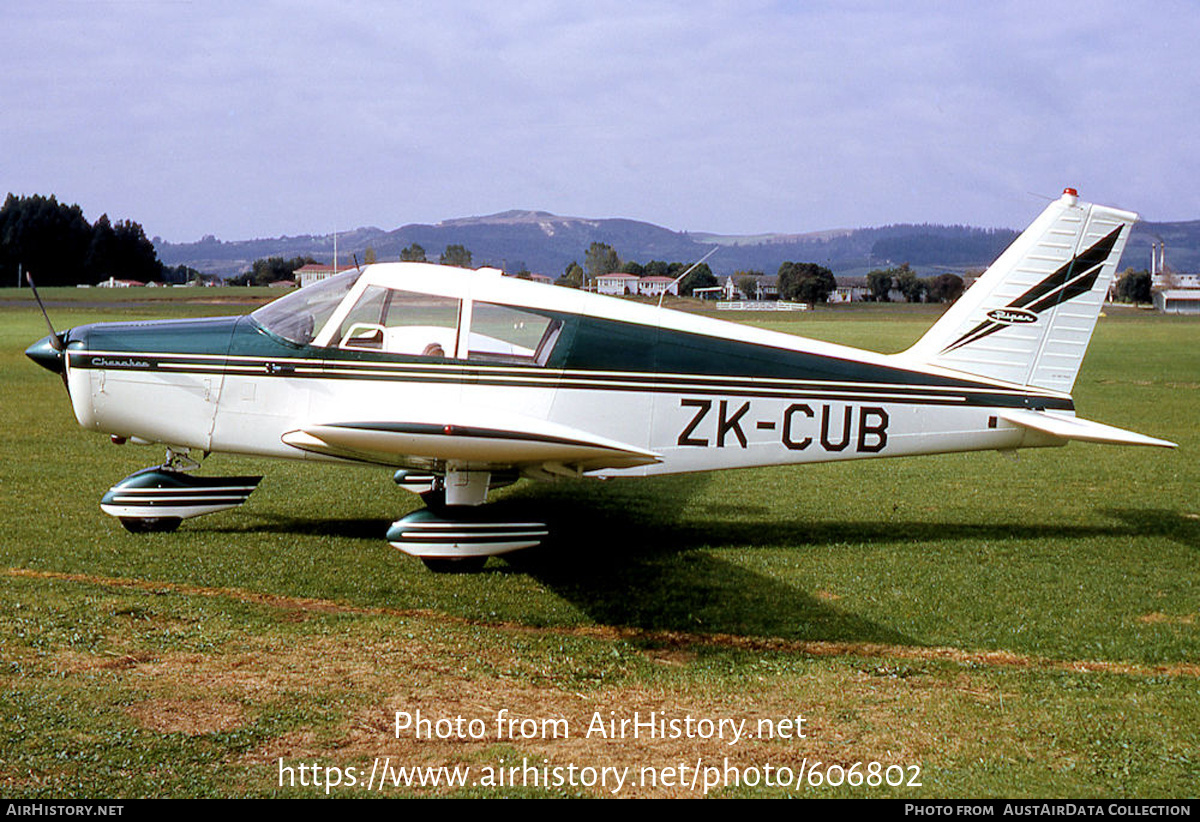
[{"xmin": 281, "ymin": 406, "xmax": 661, "ymax": 473}]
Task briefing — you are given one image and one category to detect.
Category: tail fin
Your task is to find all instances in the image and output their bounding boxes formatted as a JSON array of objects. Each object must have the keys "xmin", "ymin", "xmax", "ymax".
[{"xmin": 904, "ymin": 189, "xmax": 1136, "ymax": 393}]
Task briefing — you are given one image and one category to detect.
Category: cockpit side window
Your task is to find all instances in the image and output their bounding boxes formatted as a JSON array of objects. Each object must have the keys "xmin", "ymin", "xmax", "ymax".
[
  {"xmin": 466, "ymin": 302, "xmax": 564, "ymax": 366},
  {"xmin": 337, "ymin": 286, "xmax": 461, "ymax": 358},
  {"xmin": 250, "ymin": 268, "xmax": 362, "ymax": 345}
]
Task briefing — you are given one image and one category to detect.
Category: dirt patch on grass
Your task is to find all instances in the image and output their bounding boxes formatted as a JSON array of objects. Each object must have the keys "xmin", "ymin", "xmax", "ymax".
[
  {"xmin": 10, "ymin": 566, "xmax": 1200, "ymax": 679},
  {"xmin": 18, "ymin": 565, "xmax": 1192, "ymax": 796},
  {"xmin": 56, "ymin": 649, "xmax": 159, "ymax": 672},
  {"xmin": 6, "ymin": 567, "xmax": 426, "ymax": 620},
  {"xmin": 31, "ymin": 620, "xmax": 948, "ymax": 796},
  {"xmin": 641, "ymin": 647, "xmax": 697, "ymax": 667},
  {"xmin": 227, "ymin": 636, "xmax": 936, "ymax": 797},
  {"xmin": 1138, "ymin": 612, "xmax": 1196, "ymax": 625},
  {"xmin": 126, "ymin": 699, "xmax": 246, "ymax": 736}
]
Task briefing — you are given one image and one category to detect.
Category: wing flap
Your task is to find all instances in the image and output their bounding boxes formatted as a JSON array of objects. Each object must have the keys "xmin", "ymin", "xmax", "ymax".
[{"xmin": 998, "ymin": 409, "xmax": 1176, "ymax": 448}]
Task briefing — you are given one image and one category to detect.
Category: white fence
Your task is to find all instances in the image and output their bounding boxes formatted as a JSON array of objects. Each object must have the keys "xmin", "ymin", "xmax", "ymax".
[{"xmin": 715, "ymin": 301, "xmax": 810, "ymax": 311}]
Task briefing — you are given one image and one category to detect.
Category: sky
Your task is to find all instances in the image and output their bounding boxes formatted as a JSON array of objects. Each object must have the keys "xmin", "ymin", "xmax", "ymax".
[{"xmin": 2, "ymin": 1, "xmax": 1198, "ymax": 243}]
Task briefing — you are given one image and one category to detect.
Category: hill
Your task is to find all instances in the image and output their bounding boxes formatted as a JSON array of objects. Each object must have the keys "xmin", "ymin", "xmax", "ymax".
[{"xmin": 155, "ymin": 210, "xmax": 1200, "ymax": 280}]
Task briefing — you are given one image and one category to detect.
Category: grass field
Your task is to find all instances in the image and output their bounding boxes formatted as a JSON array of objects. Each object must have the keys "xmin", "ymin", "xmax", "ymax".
[{"xmin": 1, "ymin": 291, "xmax": 1197, "ymax": 798}]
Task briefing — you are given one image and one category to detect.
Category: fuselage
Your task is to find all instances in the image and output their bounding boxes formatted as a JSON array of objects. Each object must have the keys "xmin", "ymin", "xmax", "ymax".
[{"xmin": 50, "ymin": 263, "xmax": 1068, "ymax": 480}]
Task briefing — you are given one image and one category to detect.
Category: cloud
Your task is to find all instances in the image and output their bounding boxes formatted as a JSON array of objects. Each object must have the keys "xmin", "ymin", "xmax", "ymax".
[{"xmin": 2, "ymin": 1, "xmax": 1196, "ymax": 241}]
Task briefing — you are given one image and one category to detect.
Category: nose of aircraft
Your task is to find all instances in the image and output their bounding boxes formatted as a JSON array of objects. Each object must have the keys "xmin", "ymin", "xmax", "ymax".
[{"xmin": 26, "ymin": 333, "xmax": 66, "ymax": 374}]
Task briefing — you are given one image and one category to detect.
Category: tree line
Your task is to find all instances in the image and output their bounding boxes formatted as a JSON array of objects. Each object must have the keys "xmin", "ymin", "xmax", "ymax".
[
  {"xmin": 232, "ymin": 242, "xmax": 479, "ymax": 285},
  {"xmin": 1113, "ymin": 269, "xmax": 1152, "ymax": 304},
  {"xmin": 2, "ymin": 192, "xmax": 970, "ymax": 305},
  {"xmin": 0, "ymin": 193, "xmax": 185, "ymax": 287},
  {"xmin": 553, "ymin": 242, "xmax": 973, "ymax": 304},
  {"xmin": 863, "ymin": 264, "xmax": 964, "ymax": 303}
]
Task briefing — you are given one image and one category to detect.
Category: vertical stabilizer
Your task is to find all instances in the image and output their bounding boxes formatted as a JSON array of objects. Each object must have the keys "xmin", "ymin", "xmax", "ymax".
[{"xmin": 903, "ymin": 189, "xmax": 1136, "ymax": 393}]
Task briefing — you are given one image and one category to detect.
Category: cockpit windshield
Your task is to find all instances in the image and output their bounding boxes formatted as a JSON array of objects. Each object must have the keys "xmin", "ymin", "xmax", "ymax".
[{"xmin": 250, "ymin": 268, "xmax": 362, "ymax": 344}]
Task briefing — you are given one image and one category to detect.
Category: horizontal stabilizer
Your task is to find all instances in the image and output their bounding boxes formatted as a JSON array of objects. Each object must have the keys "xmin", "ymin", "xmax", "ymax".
[
  {"xmin": 998, "ymin": 409, "xmax": 1176, "ymax": 448},
  {"xmin": 283, "ymin": 408, "xmax": 661, "ymax": 470}
]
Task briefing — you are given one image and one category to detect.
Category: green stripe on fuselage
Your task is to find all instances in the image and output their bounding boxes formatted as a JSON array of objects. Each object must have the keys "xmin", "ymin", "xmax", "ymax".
[{"xmin": 65, "ymin": 311, "xmax": 1072, "ymax": 411}]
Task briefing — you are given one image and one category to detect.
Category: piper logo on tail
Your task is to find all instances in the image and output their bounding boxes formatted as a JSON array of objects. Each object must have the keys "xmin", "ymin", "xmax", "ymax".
[
  {"xmin": 986, "ymin": 308, "xmax": 1038, "ymax": 325},
  {"xmin": 940, "ymin": 225, "xmax": 1124, "ymax": 355}
]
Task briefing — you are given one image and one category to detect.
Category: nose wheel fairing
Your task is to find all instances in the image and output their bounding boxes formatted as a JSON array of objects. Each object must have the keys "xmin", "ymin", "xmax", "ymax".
[{"xmin": 100, "ymin": 466, "xmax": 262, "ymax": 531}]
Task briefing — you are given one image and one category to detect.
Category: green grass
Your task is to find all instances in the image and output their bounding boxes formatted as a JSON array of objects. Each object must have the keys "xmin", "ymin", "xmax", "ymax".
[
  {"xmin": 1, "ymin": 296, "xmax": 1197, "ymax": 798},
  {"xmin": 0, "ymin": 285, "xmax": 283, "ymax": 303}
]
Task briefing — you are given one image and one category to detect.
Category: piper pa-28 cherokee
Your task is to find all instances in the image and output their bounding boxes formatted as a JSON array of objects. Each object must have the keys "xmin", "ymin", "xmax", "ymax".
[{"xmin": 26, "ymin": 189, "xmax": 1175, "ymax": 571}]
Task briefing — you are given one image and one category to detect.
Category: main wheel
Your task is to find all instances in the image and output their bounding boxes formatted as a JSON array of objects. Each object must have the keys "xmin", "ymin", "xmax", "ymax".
[
  {"xmin": 418, "ymin": 488, "xmax": 447, "ymax": 511},
  {"xmin": 119, "ymin": 517, "xmax": 182, "ymax": 534},
  {"xmin": 421, "ymin": 556, "xmax": 487, "ymax": 574}
]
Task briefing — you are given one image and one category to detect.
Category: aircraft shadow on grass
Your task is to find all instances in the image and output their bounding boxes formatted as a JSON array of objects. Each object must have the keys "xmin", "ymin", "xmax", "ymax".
[
  {"xmin": 200, "ymin": 479, "xmax": 1198, "ymax": 646},
  {"xmin": 1101, "ymin": 508, "xmax": 1200, "ymax": 552}
]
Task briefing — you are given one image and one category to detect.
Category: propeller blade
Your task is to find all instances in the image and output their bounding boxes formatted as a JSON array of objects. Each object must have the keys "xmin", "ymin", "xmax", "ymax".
[
  {"xmin": 25, "ymin": 272, "xmax": 63, "ymax": 351},
  {"xmin": 23, "ymin": 272, "xmax": 70, "ymax": 394}
]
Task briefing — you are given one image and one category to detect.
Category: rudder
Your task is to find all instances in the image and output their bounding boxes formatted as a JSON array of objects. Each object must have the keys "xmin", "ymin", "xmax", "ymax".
[{"xmin": 903, "ymin": 189, "xmax": 1137, "ymax": 393}]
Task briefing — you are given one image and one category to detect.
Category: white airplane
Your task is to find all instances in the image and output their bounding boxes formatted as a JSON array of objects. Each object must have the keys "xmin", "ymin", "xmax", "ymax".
[{"xmin": 26, "ymin": 189, "xmax": 1175, "ymax": 571}]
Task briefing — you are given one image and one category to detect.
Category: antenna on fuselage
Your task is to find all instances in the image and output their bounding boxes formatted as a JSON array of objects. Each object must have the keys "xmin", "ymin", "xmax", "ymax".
[{"xmin": 657, "ymin": 245, "xmax": 719, "ymax": 308}]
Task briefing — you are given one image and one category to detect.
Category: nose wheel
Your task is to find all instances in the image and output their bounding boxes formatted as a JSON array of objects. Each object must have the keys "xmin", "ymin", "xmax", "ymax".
[
  {"xmin": 420, "ymin": 556, "xmax": 488, "ymax": 574},
  {"xmin": 118, "ymin": 515, "xmax": 183, "ymax": 534}
]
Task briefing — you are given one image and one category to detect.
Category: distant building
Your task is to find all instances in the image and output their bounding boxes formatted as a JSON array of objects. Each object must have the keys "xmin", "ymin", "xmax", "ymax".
[
  {"xmin": 637, "ymin": 275, "xmax": 678, "ymax": 297},
  {"xmin": 1153, "ymin": 289, "xmax": 1200, "ymax": 314},
  {"xmin": 1153, "ymin": 273, "xmax": 1200, "ymax": 289},
  {"xmin": 296, "ymin": 263, "xmax": 357, "ymax": 288},
  {"xmin": 752, "ymin": 277, "xmax": 779, "ymax": 300},
  {"xmin": 595, "ymin": 272, "xmax": 640, "ymax": 295},
  {"xmin": 728, "ymin": 275, "xmax": 779, "ymax": 301},
  {"xmin": 830, "ymin": 276, "xmax": 870, "ymax": 303},
  {"xmin": 97, "ymin": 277, "xmax": 144, "ymax": 288},
  {"xmin": 592, "ymin": 272, "xmax": 684, "ymax": 297}
]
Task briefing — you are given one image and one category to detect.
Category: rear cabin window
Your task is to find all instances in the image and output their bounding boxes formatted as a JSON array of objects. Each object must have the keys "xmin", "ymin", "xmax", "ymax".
[
  {"xmin": 467, "ymin": 302, "xmax": 562, "ymax": 365},
  {"xmin": 337, "ymin": 286, "xmax": 461, "ymax": 358}
]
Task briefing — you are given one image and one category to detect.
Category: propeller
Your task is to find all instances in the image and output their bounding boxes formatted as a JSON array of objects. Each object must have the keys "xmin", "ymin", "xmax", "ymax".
[
  {"xmin": 23, "ymin": 272, "xmax": 70, "ymax": 393},
  {"xmin": 27, "ymin": 272, "xmax": 62, "ymax": 347}
]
